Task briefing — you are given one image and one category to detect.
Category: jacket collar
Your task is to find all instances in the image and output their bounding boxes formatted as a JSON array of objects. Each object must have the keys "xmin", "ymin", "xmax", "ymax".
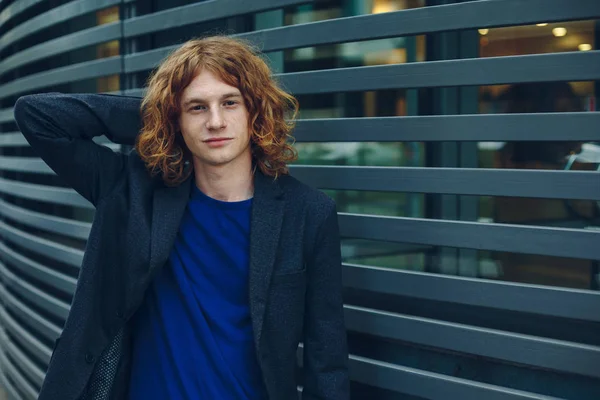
[
  {"xmin": 248, "ymin": 171, "xmax": 285, "ymax": 349},
  {"xmin": 148, "ymin": 173, "xmax": 192, "ymax": 275}
]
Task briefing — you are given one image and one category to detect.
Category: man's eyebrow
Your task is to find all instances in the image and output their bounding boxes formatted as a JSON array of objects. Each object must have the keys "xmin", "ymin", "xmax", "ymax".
[{"xmin": 183, "ymin": 93, "xmax": 242, "ymax": 107}]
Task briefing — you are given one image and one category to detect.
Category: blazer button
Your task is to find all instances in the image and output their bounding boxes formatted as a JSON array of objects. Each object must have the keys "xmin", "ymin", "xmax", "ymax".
[{"xmin": 85, "ymin": 352, "xmax": 95, "ymax": 364}]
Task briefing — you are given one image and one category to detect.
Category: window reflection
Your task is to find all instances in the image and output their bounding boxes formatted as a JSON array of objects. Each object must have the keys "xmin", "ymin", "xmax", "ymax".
[
  {"xmin": 96, "ymin": 6, "xmax": 120, "ymax": 93},
  {"xmin": 476, "ymin": 21, "xmax": 599, "ymax": 290},
  {"xmin": 479, "ymin": 20, "xmax": 595, "ymax": 57},
  {"xmin": 284, "ymin": 2, "xmax": 598, "ymax": 289}
]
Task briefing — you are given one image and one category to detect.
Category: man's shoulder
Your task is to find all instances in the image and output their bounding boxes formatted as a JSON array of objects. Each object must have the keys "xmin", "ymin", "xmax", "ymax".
[{"xmin": 278, "ymin": 173, "xmax": 336, "ymax": 215}]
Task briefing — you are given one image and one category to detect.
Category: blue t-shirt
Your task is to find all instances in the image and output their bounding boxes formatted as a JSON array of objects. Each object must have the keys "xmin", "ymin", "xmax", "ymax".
[{"xmin": 128, "ymin": 184, "xmax": 266, "ymax": 399}]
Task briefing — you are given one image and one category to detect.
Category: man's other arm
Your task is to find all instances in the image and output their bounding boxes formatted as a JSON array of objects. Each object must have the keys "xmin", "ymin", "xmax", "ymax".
[
  {"xmin": 303, "ymin": 201, "xmax": 350, "ymax": 400},
  {"xmin": 14, "ymin": 92, "xmax": 143, "ymax": 207}
]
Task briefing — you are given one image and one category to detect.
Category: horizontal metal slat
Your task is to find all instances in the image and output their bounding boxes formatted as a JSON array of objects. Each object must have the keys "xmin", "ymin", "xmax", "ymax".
[
  {"xmin": 297, "ymin": 344, "xmax": 560, "ymax": 399},
  {"xmin": 342, "ymin": 264, "xmax": 600, "ymax": 322},
  {"xmin": 123, "ymin": 0, "xmax": 312, "ymax": 38},
  {"xmin": 0, "ymin": 56, "xmax": 121, "ymax": 99},
  {"xmin": 0, "ymin": 155, "xmax": 53, "ymax": 174},
  {"xmin": 279, "ymin": 51, "xmax": 600, "ymax": 94},
  {"xmin": 0, "ymin": 305, "xmax": 53, "ymax": 366},
  {"xmin": 0, "ymin": 261, "xmax": 70, "ymax": 320},
  {"xmin": 338, "ymin": 213, "xmax": 600, "ymax": 260},
  {"xmin": 124, "ymin": 46, "xmax": 176, "ymax": 74},
  {"xmin": 293, "ymin": 113, "xmax": 600, "ymax": 142},
  {"xmin": 0, "ymin": 366, "xmax": 21, "ymax": 400},
  {"xmin": 0, "ymin": 132, "xmax": 118, "ymax": 151},
  {"xmin": 0, "ymin": 0, "xmax": 121, "ymax": 54},
  {"xmin": 0, "ymin": 240, "xmax": 77, "ymax": 295},
  {"xmin": 0, "ymin": 328, "xmax": 45, "ymax": 387},
  {"xmin": 347, "ymin": 354, "xmax": 560, "ymax": 400},
  {"xmin": 0, "ymin": 347, "xmax": 38, "ymax": 400},
  {"xmin": 0, "ymin": 198, "xmax": 91, "ymax": 241},
  {"xmin": 242, "ymin": 0, "xmax": 600, "ymax": 53},
  {"xmin": 0, "ymin": 107, "xmax": 14, "ymax": 123},
  {"xmin": 0, "ymin": 220, "xmax": 84, "ymax": 268},
  {"xmin": 0, "ymin": 22, "xmax": 121, "ymax": 77},
  {"xmin": 291, "ymin": 166, "xmax": 600, "ymax": 200},
  {"xmin": 0, "ymin": 284, "xmax": 62, "ymax": 342},
  {"xmin": 0, "ymin": 177, "xmax": 92, "ymax": 209},
  {"xmin": 344, "ymin": 305, "xmax": 600, "ymax": 378},
  {"xmin": 0, "ymin": 132, "xmax": 29, "ymax": 146},
  {"xmin": 121, "ymin": 88, "xmax": 144, "ymax": 97},
  {"xmin": 124, "ymin": 0, "xmax": 600, "ymax": 73},
  {"xmin": 0, "ymin": 0, "xmax": 45, "ymax": 26}
]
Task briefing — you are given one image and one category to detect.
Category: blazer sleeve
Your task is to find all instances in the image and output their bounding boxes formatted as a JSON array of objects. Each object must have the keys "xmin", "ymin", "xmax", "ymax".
[
  {"xmin": 302, "ymin": 202, "xmax": 350, "ymax": 400},
  {"xmin": 13, "ymin": 92, "xmax": 143, "ymax": 207}
]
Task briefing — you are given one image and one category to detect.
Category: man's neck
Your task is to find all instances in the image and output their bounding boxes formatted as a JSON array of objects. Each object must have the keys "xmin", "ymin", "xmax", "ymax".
[{"xmin": 193, "ymin": 158, "xmax": 254, "ymax": 202}]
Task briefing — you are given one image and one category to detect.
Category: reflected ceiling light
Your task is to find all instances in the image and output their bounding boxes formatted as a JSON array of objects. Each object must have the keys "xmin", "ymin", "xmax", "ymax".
[
  {"xmin": 578, "ymin": 43, "xmax": 592, "ymax": 51},
  {"xmin": 372, "ymin": 3, "xmax": 394, "ymax": 14},
  {"xmin": 478, "ymin": 29, "xmax": 489, "ymax": 35},
  {"xmin": 536, "ymin": 23, "xmax": 548, "ymax": 27},
  {"xmin": 552, "ymin": 27, "xmax": 567, "ymax": 37}
]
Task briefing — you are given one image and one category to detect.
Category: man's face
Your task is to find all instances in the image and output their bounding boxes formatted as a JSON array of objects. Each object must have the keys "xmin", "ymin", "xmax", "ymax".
[{"xmin": 178, "ymin": 69, "xmax": 251, "ymax": 170}]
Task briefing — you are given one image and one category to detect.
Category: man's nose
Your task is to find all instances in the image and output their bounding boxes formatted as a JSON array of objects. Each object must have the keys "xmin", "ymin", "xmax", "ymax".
[{"xmin": 206, "ymin": 109, "xmax": 226, "ymax": 130}]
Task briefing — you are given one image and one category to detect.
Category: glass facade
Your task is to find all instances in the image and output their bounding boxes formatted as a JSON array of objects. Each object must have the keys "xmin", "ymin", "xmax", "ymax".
[{"xmin": 477, "ymin": 20, "xmax": 598, "ymax": 289}]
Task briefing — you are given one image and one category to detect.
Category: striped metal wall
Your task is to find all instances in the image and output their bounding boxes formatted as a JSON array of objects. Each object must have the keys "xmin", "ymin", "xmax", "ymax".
[{"xmin": 0, "ymin": 0, "xmax": 599, "ymax": 399}]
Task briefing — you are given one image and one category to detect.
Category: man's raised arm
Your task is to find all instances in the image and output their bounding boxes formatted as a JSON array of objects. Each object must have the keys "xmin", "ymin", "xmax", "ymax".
[{"xmin": 14, "ymin": 92, "xmax": 143, "ymax": 207}]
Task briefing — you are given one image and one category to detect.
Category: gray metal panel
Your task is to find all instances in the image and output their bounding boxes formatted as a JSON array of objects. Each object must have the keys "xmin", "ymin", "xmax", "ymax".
[
  {"xmin": 241, "ymin": 0, "xmax": 600, "ymax": 53},
  {"xmin": 0, "ymin": 22, "xmax": 122, "ymax": 76},
  {"xmin": 0, "ymin": 57, "xmax": 121, "ymax": 99},
  {"xmin": 347, "ymin": 355, "xmax": 561, "ymax": 400},
  {"xmin": 344, "ymin": 305, "xmax": 600, "ymax": 378},
  {"xmin": 0, "ymin": 0, "xmax": 121, "ymax": 53},
  {"xmin": 121, "ymin": 88, "xmax": 144, "ymax": 97},
  {"xmin": 0, "ymin": 198, "xmax": 91, "ymax": 240},
  {"xmin": 123, "ymin": 0, "xmax": 313, "ymax": 38},
  {"xmin": 124, "ymin": 45, "xmax": 178, "ymax": 73},
  {"xmin": 0, "ymin": 0, "xmax": 45, "ymax": 26},
  {"xmin": 0, "ymin": 107, "xmax": 14, "ymax": 123},
  {"xmin": 0, "ymin": 365, "xmax": 21, "ymax": 400},
  {"xmin": 0, "ymin": 240, "xmax": 77, "ymax": 295},
  {"xmin": 0, "ymin": 177, "xmax": 92, "ymax": 209},
  {"xmin": 0, "ymin": 346, "xmax": 38, "ymax": 400},
  {"xmin": 342, "ymin": 264, "xmax": 600, "ymax": 322},
  {"xmin": 0, "ymin": 305, "xmax": 53, "ymax": 365},
  {"xmin": 279, "ymin": 51, "xmax": 600, "ymax": 94},
  {"xmin": 293, "ymin": 113, "xmax": 600, "ymax": 142},
  {"xmin": 0, "ymin": 284, "xmax": 62, "ymax": 342},
  {"xmin": 0, "ymin": 136, "xmax": 117, "ymax": 149},
  {"xmin": 0, "ymin": 220, "xmax": 84, "ymax": 268},
  {"xmin": 291, "ymin": 166, "xmax": 600, "ymax": 200},
  {"xmin": 1, "ymin": 332, "xmax": 45, "ymax": 387},
  {"xmin": 338, "ymin": 213, "xmax": 600, "ymax": 260},
  {"xmin": 0, "ymin": 156, "xmax": 53, "ymax": 174},
  {"xmin": 0, "ymin": 261, "xmax": 70, "ymax": 320},
  {"xmin": 0, "ymin": 132, "xmax": 28, "ymax": 147}
]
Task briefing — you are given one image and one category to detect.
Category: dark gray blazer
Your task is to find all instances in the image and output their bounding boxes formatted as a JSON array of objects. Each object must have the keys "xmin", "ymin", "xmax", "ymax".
[{"xmin": 14, "ymin": 93, "xmax": 349, "ymax": 400}]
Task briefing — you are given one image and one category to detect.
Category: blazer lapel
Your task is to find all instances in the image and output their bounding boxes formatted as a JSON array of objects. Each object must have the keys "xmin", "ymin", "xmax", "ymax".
[
  {"xmin": 249, "ymin": 171, "xmax": 284, "ymax": 350},
  {"xmin": 149, "ymin": 176, "xmax": 192, "ymax": 275}
]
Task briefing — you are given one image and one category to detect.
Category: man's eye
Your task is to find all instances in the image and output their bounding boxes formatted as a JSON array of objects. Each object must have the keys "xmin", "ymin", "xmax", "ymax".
[
  {"xmin": 224, "ymin": 101, "xmax": 237, "ymax": 106},
  {"xmin": 191, "ymin": 105, "xmax": 206, "ymax": 111}
]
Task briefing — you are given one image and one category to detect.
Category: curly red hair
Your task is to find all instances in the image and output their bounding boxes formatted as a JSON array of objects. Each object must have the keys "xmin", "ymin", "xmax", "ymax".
[{"xmin": 135, "ymin": 36, "xmax": 298, "ymax": 186}]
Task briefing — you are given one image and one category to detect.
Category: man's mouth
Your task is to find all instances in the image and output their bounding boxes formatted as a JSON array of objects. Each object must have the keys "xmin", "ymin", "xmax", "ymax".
[{"xmin": 204, "ymin": 138, "xmax": 231, "ymax": 143}]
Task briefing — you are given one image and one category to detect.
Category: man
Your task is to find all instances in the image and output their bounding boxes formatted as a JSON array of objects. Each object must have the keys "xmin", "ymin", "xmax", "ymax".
[{"xmin": 14, "ymin": 36, "xmax": 349, "ymax": 399}]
